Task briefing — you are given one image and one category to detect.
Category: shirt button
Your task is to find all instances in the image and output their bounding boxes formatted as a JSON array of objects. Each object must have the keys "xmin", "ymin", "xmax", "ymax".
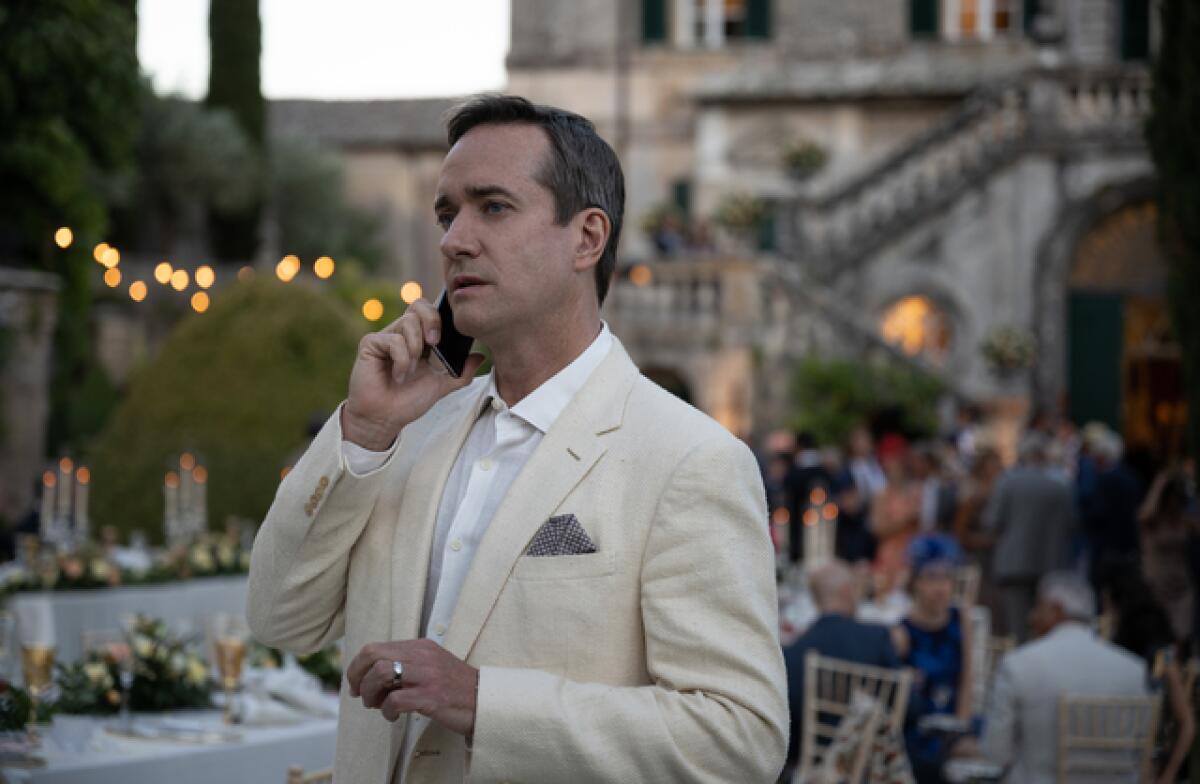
[
  {"xmin": 479, "ymin": 458, "xmax": 494, "ymax": 471},
  {"xmin": 450, "ymin": 539, "xmax": 463, "ymax": 552},
  {"xmin": 490, "ymin": 398, "xmax": 503, "ymax": 412},
  {"xmin": 433, "ymin": 623, "xmax": 447, "ymax": 636}
]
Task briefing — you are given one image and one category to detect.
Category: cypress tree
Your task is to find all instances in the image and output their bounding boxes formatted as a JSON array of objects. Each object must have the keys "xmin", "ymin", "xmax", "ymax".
[
  {"xmin": 1145, "ymin": 0, "xmax": 1200, "ymax": 480},
  {"xmin": 205, "ymin": 0, "xmax": 264, "ymax": 262}
]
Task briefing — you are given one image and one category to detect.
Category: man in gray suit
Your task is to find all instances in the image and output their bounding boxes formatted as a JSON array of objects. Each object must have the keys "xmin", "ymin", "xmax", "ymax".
[
  {"xmin": 982, "ymin": 573, "xmax": 1147, "ymax": 784},
  {"xmin": 982, "ymin": 434, "xmax": 1075, "ymax": 640}
]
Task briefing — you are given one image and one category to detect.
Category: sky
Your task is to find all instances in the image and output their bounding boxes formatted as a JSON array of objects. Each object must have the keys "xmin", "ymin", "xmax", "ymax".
[{"xmin": 138, "ymin": 0, "xmax": 511, "ymax": 100}]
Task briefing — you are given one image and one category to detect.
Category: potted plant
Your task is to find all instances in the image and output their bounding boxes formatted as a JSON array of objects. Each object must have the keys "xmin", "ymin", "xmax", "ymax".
[
  {"xmin": 781, "ymin": 139, "xmax": 829, "ymax": 181},
  {"xmin": 980, "ymin": 326, "xmax": 1036, "ymax": 377}
]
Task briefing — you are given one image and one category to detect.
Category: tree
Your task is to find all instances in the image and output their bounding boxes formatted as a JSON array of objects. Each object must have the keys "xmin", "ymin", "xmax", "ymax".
[
  {"xmin": 0, "ymin": 0, "xmax": 141, "ymax": 455},
  {"xmin": 1145, "ymin": 0, "xmax": 1200, "ymax": 480},
  {"xmin": 789, "ymin": 355, "xmax": 944, "ymax": 446},
  {"xmin": 270, "ymin": 138, "xmax": 388, "ymax": 274},
  {"xmin": 205, "ymin": 0, "xmax": 264, "ymax": 262}
]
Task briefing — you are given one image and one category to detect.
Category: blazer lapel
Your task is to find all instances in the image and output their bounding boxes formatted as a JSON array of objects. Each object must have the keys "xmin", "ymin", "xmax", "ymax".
[
  {"xmin": 389, "ymin": 381, "xmax": 490, "ymax": 639},
  {"xmin": 441, "ymin": 341, "xmax": 639, "ymax": 661}
]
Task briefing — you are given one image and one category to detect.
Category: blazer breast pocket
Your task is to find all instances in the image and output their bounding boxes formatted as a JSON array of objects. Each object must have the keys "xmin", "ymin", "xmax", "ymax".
[{"xmin": 513, "ymin": 550, "xmax": 617, "ymax": 581}]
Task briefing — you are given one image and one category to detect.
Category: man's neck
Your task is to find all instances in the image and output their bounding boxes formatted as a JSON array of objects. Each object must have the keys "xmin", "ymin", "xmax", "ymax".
[{"xmin": 490, "ymin": 313, "xmax": 602, "ymax": 407}]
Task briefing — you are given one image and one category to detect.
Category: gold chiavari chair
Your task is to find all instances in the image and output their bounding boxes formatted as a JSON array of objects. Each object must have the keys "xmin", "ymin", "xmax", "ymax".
[
  {"xmin": 286, "ymin": 765, "xmax": 333, "ymax": 784},
  {"xmin": 1056, "ymin": 693, "xmax": 1160, "ymax": 784},
  {"xmin": 797, "ymin": 652, "xmax": 913, "ymax": 782}
]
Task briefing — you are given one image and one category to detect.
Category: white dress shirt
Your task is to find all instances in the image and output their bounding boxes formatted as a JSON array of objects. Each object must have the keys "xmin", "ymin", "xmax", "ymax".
[{"xmin": 340, "ymin": 323, "xmax": 613, "ymax": 780}]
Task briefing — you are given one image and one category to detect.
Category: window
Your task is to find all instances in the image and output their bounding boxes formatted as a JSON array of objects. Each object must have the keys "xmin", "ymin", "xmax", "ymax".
[
  {"xmin": 879, "ymin": 296, "xmax": 952, "ymax": 366},
  {"xmin": 643, "ymin": 0, "xmax": 667, "ymax": 43},
  {"xmin": 911, "ymin": 0, "xmax": 1023, "ymax": 41},
  {"xmin": 1120, "ymin": 0, "xmax": 1150, "ymax": 61},
  {"xmin": 668, "ymin": 0, "xmax": 769, "ymax": 49}
]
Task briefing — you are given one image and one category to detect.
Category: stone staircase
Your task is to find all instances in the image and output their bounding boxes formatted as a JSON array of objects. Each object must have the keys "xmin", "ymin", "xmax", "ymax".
[{"xmin": 779, "ymin": 64, "xmax": 1152, "ymax": 280}]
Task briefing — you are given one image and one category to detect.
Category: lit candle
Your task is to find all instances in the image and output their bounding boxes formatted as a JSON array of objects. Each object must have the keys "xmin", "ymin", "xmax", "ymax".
[
  {"xmin": 57, "ymin": 457, "xmax": 73, "ymax": 525},
  {"xmin": 802, "ymin": 508, "xmax": 819, "ymax": 570},
  {"xmin": 39, "ymin": 471, "xmax": 56, "ymax": 541},
  {"xmin": 179, "ymin": 465, "xmax": 194, "ymax": 540},
  {"xmin": 193, "ymin": 465, "xmax": 208, "ymax": 533},
  {"xmin": 165, "ymin": 471, "xmax": 180, "ymax": 545},
  {"xmin": 74, "ymin": 467, "xmax": 90, "ymax": 542}
]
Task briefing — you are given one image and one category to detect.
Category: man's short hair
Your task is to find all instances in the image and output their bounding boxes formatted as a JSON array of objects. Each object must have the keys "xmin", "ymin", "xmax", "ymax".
[
  {"xmin": 1038, "ymin": 571, "xmax": 1096, "ymax": 622},
  {"xmin": 444, "ymin": 94, "xmax": 625, "ymax": 306}
]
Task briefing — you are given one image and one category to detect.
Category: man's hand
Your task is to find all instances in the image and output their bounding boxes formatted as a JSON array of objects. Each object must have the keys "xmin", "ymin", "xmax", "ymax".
[
  {"xmin": 342, "ymin": 298, "xmax": 486, "ymax": 450},
  {"xmin": 346, "ymin": 639, "xmax": 479, "ymax": 739}
]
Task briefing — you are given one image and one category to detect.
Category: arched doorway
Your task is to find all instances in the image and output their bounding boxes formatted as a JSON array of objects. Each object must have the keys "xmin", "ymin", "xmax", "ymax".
[{"xmin": 1067, "ymin": 202, "xmax": 1187, "ymax": 459}]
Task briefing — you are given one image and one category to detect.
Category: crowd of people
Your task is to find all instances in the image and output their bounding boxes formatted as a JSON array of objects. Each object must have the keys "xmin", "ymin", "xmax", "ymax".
[{"xmin": 764, "ymin": 414, "xmax": 1200, "ymax": 783}]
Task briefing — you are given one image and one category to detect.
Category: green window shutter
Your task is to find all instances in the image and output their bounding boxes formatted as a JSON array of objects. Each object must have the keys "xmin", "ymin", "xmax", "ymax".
[
  {"xmin": 1120, "ymin": 0, "xmax": 1150, "ymax": 61},
  {"xmin": 746, "ymin": 0, "xmax": 771, "ymax": 39},
  {"xmin": 757, "ymin": 209, "xmax": 776, "ymax": 252},
  {"xmin": 1024, "ymin": 0, "xmax": 1039, "ymax": 33},
  {"xmin": 910, "ymin": 0, "xmax": 939, "ymax": 37},
  {"xmin": 643, "ymin": 0, "xmax": 667, "ymax": 43},
  {"xmin": 672, "ymin": 179, "xmax": 692, "ymax": 222}
]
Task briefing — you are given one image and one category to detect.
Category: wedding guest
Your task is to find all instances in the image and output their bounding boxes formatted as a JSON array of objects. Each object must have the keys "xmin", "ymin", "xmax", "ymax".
[
  {"xmin": 833, "ymin": 425, "xmax": 884, "ymax": 564},
  {"xmin": 1137, "ymin": 467, "xmax": 1195, "ymax": 641},
  {"xmin": 891, "ymin": 535, "xmax": 974, "ymax": 784},
  {"xmin": 982, "ymin": 573, "xmax": 1147, "ymax": 784},
  {"xmin": 871, "ymin": 434, "xmax": 920, "ymax": 593},
  {"xmin": 982, "ymin": 433, "xmax": 1074, "ymax": 641},
  {"xmin": 782, "ymin": 560, "xmax": 901, "ymax": 780},
  {"xmin": 1098, "ymin": 558, "xmax": 1195, "ymax": 784}
]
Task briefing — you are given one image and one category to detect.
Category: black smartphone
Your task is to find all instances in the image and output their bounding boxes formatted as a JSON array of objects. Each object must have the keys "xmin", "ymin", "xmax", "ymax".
[{"xmin": 431, "ymin": 289, "xmax": 474, "ymax": 378}]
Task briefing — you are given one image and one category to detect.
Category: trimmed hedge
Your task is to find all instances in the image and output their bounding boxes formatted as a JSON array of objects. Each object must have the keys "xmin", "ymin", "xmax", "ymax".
[{"xmin": 87, "ymin": 279, "xmax": 365, "ymax": 543}]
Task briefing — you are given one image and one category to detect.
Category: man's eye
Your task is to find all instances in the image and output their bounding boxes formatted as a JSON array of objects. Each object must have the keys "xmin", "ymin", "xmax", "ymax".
[
  {"xmin": 483, "ymin": 201, "xmax": 508, "ymax": 215},
  {"xmin": 435, "ymin": 213, "xmax": 454, "ymax": 229}
]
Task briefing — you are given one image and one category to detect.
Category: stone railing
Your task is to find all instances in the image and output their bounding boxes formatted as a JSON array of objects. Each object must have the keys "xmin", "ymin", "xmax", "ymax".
[
  {"xmin": 604, "ymin": 256, "xmax": 771, "ymax": 347},
  {"xmin": 782, "ymin": 65, "xmax": 1152, "ymax": 277}
]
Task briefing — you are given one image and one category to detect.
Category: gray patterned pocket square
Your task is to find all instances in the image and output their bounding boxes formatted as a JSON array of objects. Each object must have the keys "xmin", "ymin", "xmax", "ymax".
[{"xmin": 525, "ymin": 514, "xmax": 597, "ymax": 557}]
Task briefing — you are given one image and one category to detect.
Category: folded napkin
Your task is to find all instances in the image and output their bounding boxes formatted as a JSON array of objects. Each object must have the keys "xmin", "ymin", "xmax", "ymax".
[
  {"xmin": 233, "ymin": 692, "xmax": 309, "ymax": 726},
  {"xmin": 241, "ymin": 665, "xmax": 338, "ymax": 721}
]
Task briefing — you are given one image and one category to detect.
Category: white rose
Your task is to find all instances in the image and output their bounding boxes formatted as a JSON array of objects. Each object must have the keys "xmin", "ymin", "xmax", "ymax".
[{"xmin": 133, "ymin": 636, "xmax": 153, "ymax": 659}]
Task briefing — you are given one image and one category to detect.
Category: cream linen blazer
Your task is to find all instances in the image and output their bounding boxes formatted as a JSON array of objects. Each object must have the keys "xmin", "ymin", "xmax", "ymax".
[{"xmin": 247, "ymin": 338, "xmax": 788, "ymax": 783}]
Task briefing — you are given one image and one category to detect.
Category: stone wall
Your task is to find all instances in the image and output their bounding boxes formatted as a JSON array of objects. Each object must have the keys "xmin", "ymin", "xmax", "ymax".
[{"xmin": 0, "ymin": 267, "xmax": 59, "ymax": 524}]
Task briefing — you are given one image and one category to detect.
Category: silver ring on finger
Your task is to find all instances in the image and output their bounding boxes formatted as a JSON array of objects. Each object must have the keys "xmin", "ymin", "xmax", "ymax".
[{"xmin": 390, "ymin": 659, "xmax": 404, "ymax": 689}]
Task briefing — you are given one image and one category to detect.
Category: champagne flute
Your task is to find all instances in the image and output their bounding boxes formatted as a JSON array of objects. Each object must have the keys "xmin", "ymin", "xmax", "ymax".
[
  {"xmin": 20, "ymin": 644, "xmax": 55, "ymax": 730},
  {"xmin": 209, "ymin": 614, "xmax": 249, "ymax": 724}
]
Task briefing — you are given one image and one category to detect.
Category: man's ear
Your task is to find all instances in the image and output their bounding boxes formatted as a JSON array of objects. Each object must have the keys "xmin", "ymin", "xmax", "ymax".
[{"xmin": 573, "ymin": 207, "xmax": 611, "ymax": 273}]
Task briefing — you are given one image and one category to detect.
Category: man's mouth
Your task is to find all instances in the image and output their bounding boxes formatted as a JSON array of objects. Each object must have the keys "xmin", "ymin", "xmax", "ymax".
[{"xmin": 451, "ymin": 275, "xmax": 487, "ymax": 292}]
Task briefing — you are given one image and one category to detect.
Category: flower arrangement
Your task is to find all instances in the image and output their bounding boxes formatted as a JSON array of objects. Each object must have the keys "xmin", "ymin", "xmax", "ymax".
[
  {"xmin": 0, "ymin": 681, "xmax": 38, "ymax": 730},
  {"xmin": 980, "ymin": 326, "xmax": 1036, "ymax": 374},
  {"xmin": 781, "ymin": 139, "xmax": 829, "ymax": 180},
  {"xmin": 711, "ymin": 192, "xmax": 770, "ymax": 234},
  {"xmin": 246, "ymin": 642, "xmax": 343, "ymax": 692},
  {"xmin": 54, "ymin": 617, "xmax": 211, "ymax": 714},
  {"xmin": 0, "ymin": 535, "xmax": 251, "ymax": 597}
]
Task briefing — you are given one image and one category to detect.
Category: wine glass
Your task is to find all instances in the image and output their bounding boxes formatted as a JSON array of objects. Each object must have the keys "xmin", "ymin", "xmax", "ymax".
[
  {"xmin": 208, "ymin": 614, "xmax": 249, "ymax": 724},
  {"xmin": 21, "ymin": 643, "xmax": 55, "ymax": 730}
]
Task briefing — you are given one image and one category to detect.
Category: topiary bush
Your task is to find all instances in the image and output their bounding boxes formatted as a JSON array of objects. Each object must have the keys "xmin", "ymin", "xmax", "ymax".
[{"xmin": 87, "ymin": 278, "xmax": 368, "ymax": 543}]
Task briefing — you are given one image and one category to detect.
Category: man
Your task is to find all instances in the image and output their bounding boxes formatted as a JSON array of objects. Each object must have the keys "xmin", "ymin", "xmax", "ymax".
[
  {"xmin": 982, "ymin": 433, "xmax": 1075, "ymax": 641},
  {"xmin": 786, "ymin": 431, "xmax": 833, "ymax": 563},
  {"xmin": 782, "ymin": 561, "xmax": 900, "ymax": 777},
  {"xmin": 981, "ymin": 572, "xmax": 1147, "ymax": 784},
  {"xmin": 1082, "ymin": 427, "xmax": 1144, "ymax": 589},
  {"xmin": 911, "ymin": 443, "xmax": 956, "ymax": 534},
  {"xmin": 247, "ymin": 95, "xmax": 787, "ymax": 783}
]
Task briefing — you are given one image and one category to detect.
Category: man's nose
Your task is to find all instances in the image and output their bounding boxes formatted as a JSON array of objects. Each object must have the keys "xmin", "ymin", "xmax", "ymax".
[{"xmin": 440, "ymin": 213, "xmax": 481, "ymax": 259}]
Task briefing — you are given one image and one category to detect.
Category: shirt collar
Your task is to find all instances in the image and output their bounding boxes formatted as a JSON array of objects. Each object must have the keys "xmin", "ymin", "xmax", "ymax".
[{"xmin": 480, "ymin": 323, "xmax": 613, "ymax": 434}]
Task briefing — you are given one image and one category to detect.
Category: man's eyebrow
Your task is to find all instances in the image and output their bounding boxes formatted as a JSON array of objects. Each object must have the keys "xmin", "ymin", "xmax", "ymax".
[
  {"xmin": 433, "ymin": 185, "xmax": 520, "ymax": 214},
  {"xmin": 464, "ymin": 184, "xmax": 521, "ymax": 202}
]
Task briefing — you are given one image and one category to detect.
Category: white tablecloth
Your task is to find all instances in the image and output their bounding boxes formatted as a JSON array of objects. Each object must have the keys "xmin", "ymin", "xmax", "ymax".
[
  {"xmin": 0, "ymin": 708, "xmax": 337, "ymax": 784},
  {"xmin": 5, "ymin": 576, "xmax": 248, "ymax": 672}
]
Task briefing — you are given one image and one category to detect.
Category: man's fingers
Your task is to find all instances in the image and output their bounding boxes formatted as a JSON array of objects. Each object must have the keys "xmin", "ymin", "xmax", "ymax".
[
  {"xmin": 406, "ymin": 299, "xmax": 442, "ymax": 344},
  {"xmin": 395, "ymin": 318, "xmax": 426, "ymax": 376},
  {"xmin": 381, "ymin": 686, "xmax": 433, "ymax": 723},
  {"xmin": 346, "ymin": 642, "xmax": 392, "ymax": 698},
  {"xmin": 360, "ymin": 658, "xmax": 401, "ymax": 709}
]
